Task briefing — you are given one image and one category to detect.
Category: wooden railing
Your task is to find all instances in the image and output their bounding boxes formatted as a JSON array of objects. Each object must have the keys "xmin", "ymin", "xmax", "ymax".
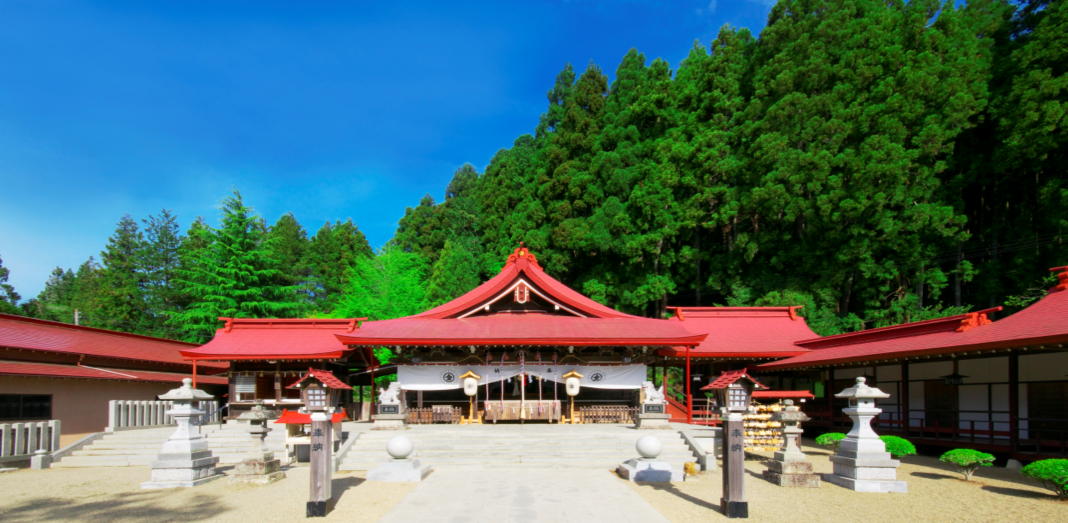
[
  {"xmin": 578, "ymin": 405, "xmax": 636, "ymax": 424},
  {"xmin": 0, "ymin": 420, "xmax": 61, "ymax": 462}
]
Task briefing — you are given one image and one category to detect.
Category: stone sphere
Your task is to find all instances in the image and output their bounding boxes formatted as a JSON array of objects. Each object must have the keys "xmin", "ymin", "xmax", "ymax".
[
  {"xmin": 386, "ymin": 435, "xmax": 414, "ymax": 459},
  {"xmin": 636, "ymin": 435, "xmax": 662, "ymax": 459}
]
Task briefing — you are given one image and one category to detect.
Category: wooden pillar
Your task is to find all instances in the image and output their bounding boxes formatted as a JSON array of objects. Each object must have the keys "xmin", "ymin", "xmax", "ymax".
[
  {"xmin": 306, "ymin": 414, "xmax": 333, "ymax": 517},
  {"xmin": 274, "ymin": 363, "xmax": 283, "ymax": 402},
  {"xmin": 192, "ymin": 360, "xmax": 198, "ymax": 388},
  {"xmin": 1009, "ymin": 352, "xmax": 1019, "ymax": 452},
  {"xmin": 901, "ymin": 362, "xmax": 910, "ymax": 431},
  {"xmin": 685, "ymin": 346, "xmax": 693, "ymax": 424},
  {"xmin": 827, "ymin": 368, "xmax": 835, "ymax": 424}
]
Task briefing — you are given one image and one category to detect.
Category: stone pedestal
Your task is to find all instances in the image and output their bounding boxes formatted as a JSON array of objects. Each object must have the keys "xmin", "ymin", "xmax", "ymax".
[
  {"xmin": 635, "ymin": 411, "xmax": 671, "ymax": 429},
  {"xmin": 368, "ymin": 435, "xmax": 432, "ymax": 482},
  {"xmin": 824, "ymin": 377, "xmax": 906, "ymax": 493},
  {"xmin": 763, "ymin": 400, "xmax": 819, "ymax": 487},
  {"xmin": 30, "ymin": 449, "xmax": 52, "ymax": 470},
  {"xmin": 616, "ymin": 435, "xmax": 681, "ymax": 483},
  {"xmin": 229, "ymin": 402, "xmax": 285, "ymax": 485},
  {"xmin": 372, "ymin": 412, "xmax": 408, "ymax": 430},
  {"xmin": 142, "ymin": 379, "xmax": 222, "ymax": 489}
]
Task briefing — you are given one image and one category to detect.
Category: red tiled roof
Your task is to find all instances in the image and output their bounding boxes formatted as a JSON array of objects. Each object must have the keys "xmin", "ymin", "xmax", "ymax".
[
  {"xmin": 0, "ymin": 313, "xmax": 224, "ymax": 370},
  {"xmin": 701, "ymin": 369, "xmax": 768, "ymax": 390},
  {"xmin": 757, "ymin": 266, "xmax": 1068, "ymax": 371},
  {"xmin": 336, "ymin": 247, "xmax": 705, "ymax": 347},
  {"xmin": 181, "ymin": 318, "xmax": 362, "ymax": 360},
  {"xmin": 751, "ymin": 390, "xmax": 815, "ymax": 400},
  {"xmin": 338, "ymin": 313, "xmax": 707, "ymax": 347},
  {"xmin": 0, "ymin": 360, "xmax": 227, "ymax": 385},
  {"xmin": 274, "ymin": 409, "xmax": 347, "ymax": 424},
  {"xmin": 657, "ymin": 307, "xmax": 815, "ymax": 359},
  {"xmin": 757, "ymin": 308, "xmax": 1003, "ymax": 370},
  {"xmin": 287, "ymin": 368, "xmax": 352, "ymax": 390}
]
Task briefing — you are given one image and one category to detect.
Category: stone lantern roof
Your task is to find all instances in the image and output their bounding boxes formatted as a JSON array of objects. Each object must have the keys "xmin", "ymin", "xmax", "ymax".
[
  {"xmin": 158, "ymin": 378, "xmax": 215, "ymax": 401},
  {"xmin": 833, "ymin": 377, "xmax": 889, "ymax": 400}
]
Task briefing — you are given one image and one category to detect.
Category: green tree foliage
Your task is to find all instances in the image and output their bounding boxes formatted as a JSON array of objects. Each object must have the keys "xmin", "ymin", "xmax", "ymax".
[
  {"xmin": 880, "ymin": 435, "xmax": 917, "ymax": 458},
  {"xmin": 170, "ymin": 191, "xmax": 302, "ymax": 342},
  {"xmin": 95, "ymin": 215, "xmax": 149, "ymax": 332},
  {"xmin": 939, "ymin": 448, "xmax": 996, "ymax": 481},
  {"xmin": 334, "ymin": 244, "xmax": 428, "ymax": 321},
  {"xmin": 1021, "ymin": 458, "xmax": 1068, "ymax": 498},
  {"xmin": 305, "ymin": 219, "xmax": 373, "ymax": 312},
  {"xmin": 426, "ymin": 239, "xmax": 481, "ymax": 307},
  {"xmin": 267, "ymin": 212, "xmax": 311, "ymax": 310},
  {"xmin": 0, "ymin": 255, "xmax": 21, "ymax": 314},
  {"xmin": 141, "ymin": 210, "xmax": 184, "ymax": 338}
]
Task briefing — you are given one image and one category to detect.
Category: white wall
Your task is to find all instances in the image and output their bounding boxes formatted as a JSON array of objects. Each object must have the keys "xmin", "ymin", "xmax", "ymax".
[{"xmin": 1020, "ymin": 352, "xmax": 1068, "ymax": 381}]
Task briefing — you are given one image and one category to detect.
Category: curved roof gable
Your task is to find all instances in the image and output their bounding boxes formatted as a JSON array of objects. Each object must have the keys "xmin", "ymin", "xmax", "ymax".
[{"xmin": 416, "ymin": 246, "xmax": 632, "ymax": 319}]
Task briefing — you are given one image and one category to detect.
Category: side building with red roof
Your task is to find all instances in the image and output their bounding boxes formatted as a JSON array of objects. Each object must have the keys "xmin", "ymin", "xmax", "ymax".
[
  {"xmin": 755, "ymin": 266, "xmax": 1068, "ymax": 459},
  {"xmin": 0, "ymin": 313, "xmax": 227, "ymax": 445}
]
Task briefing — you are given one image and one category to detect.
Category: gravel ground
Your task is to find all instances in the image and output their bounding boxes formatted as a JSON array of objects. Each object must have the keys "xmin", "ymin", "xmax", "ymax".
[
  {"xmin": 627, "ymin": 444, "xmax": 1068, "ymax": 522},
  {"xmin": 0, "ymin": 444, "xmax": 1065, "ymax": 522}
]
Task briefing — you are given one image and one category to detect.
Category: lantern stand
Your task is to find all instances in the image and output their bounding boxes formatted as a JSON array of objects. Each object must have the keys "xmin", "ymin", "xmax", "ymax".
[
  {"xmin": 297, "ymin": 376, "xmax": 335, "ymax": 517},
  {"xmin": 707, "ymin": 370, "xmax": 767, "ymax": 519},
  {"xmin": 561, "ymin": 370, "xmax": 583, "ymax": 424},
  {"xmin": 459, "ymin": 370, "xmax": 482, "ymax": 424}
]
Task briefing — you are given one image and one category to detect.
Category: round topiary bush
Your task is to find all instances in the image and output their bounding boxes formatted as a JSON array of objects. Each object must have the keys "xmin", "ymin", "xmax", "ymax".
[
  {"xmin": 815, "ymin": 432, "xmax": 846, "ymax": 451},
  {"xmin": 939, "ymin": 449, "xmax": 995, "ymax": 481},
  {"xmin": 1021, "ymin": 458, "xmax": 1068, "ymax": 499},
  {"xmin": 880, "ymin": 435, "xmax": 916, "ymax": 458}
]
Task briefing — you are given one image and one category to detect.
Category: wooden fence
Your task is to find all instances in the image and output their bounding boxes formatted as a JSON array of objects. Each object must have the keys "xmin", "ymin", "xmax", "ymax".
[
  {"xmin": 0, "ymin": 420, "xmax": 61, "ymax": 462},
  {"xmin": 578, "ymin": 405, "xmax": 637, "ymax": 424}
]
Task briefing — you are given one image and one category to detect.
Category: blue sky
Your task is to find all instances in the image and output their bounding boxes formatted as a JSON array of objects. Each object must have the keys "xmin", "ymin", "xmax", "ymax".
[{"xmin": 0, "ymin": 0, "xmax": 774, "ymax": 300}]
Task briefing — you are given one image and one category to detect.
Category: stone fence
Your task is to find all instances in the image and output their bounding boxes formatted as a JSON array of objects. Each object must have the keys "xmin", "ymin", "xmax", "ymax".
[
  {"xmin": 0, "ymin": 420, "xmax": 61, "ymax": 462},
  {"xmin": 106, "ymin": 400, "xmax": 221, "ymax": 431}
]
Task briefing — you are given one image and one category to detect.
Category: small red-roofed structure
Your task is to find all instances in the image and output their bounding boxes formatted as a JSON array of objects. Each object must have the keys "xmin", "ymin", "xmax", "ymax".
[{"xmin": 287, "ymin": 368, "xmax": 352, "ymax": 391}]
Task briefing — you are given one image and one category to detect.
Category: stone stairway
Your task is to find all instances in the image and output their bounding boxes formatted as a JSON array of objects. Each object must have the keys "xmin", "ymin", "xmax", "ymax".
[
  {"xmin": 339, "ymin": 424, "xmax": 698, "ymax": 472},
  {"xmin": 54, "ymin": 421, "xmax": 288, "ymax": 468}
]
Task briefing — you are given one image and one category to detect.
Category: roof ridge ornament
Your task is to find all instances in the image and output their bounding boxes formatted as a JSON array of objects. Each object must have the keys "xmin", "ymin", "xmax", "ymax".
[
  {"xmin": 955, "ymin": 311, "xmax": 992, "ymax": 332},
  {"xmin": 1050, "ymin": 266, "xmax": 1068, "ymax": 292},
  {"xmin": 507, "ymin": 244, "xmax": 540, "ymax": 269}
]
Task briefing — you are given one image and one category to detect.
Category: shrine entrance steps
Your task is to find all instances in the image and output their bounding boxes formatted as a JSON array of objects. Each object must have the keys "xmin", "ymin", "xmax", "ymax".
[
  {"xmin": 53, "ymin": 420, "xmax": 287, "ymax": 468},
  {"xmin": 338, "ymin": 423, "xmax": 698, "ymax": 471}
]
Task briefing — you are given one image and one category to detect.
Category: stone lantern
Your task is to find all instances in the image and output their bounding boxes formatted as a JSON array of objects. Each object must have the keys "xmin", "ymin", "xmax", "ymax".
[
  {"xmin": 141, "ymin": 378, "xmax": 222, "ymax": 489},
  {"xmin": 288, "ymin": 369, "xmax": 352, "ymax": 517},
  {"xmin": 230, "ymin": 401, "xmax": 285, "ymax": 484},
  {"xmin": 825, "ymin": 377, "xmax": 907, "ymax": 492},
  {"xmin": 762, "ymin": 400, "xmax": 819, "ymax": 487}
]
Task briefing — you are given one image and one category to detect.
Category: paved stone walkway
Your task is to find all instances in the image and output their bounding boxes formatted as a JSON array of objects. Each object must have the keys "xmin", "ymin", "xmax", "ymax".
[{"xmin": 380, "ymin": 467, "xmax": 669, "ymax": 523}]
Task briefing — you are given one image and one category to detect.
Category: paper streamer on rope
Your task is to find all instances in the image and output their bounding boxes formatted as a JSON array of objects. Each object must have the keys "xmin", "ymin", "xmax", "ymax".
[{"xmin": 397, "ymin": 364, "xmax": 647, "ymax": 391}]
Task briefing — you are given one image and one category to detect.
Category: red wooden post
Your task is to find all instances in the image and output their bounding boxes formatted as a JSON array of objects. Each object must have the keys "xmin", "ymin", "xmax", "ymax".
[
  {"xmin": 686, "ymin": 346, "xmax": 692, "ymax": 424},
  {"xmin": 192, "ymin": 360, "xmax": 198, "ymax": 388}
]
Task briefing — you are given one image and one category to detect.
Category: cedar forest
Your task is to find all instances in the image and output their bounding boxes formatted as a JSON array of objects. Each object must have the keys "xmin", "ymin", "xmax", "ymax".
[{"xmin": 1, "ymin": 0, "xmax": 1065, "ymax": 346}]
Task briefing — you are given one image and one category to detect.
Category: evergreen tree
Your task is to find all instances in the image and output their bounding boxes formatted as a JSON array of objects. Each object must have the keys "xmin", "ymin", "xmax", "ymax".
[
  {"xmin": 267, "ymin": 212, "xmax": 311, "ymax": 309},
  {"xmin": 96, "ymin": 215, "xmax": 148, "ymax": 332},
  {"xmin": 0, "ymin": 255, "xmax": 21, "ymax": 314},
  {"xmin": 26, "ymin": 267, "xmax": 76, "ymax": 321},
  {"xmin": 305, "ymin": 219, "xmax": 373, "ymax": 312},
  {"xmin": 171, "ymin": 191, "xmax": 302, "ymax": 342},
  {"xmin": 426, "ymin": 239, "xmax": 481, "ymax": 307},
  {"xmin": 142, "ymin": 210, "xmax": 184, "ymax": 337}
]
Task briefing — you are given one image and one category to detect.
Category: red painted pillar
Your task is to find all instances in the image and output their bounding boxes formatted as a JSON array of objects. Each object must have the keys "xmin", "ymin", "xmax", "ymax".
[
  {"xmin": 686, "ymin": 346, "xmax": 693, "ymax": 424},
  {"xmin": 192, "ymin": 360, "xmax": 198, "ymax": 388}
]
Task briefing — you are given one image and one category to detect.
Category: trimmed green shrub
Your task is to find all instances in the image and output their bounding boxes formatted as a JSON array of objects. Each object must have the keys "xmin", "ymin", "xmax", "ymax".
[
  {"xmin": 1021, "ymin": 459, "xmax": 1068, "ymax": 499},
  {"xmin": 815, "ymin": 432, "xmax": 846, "ymax": 451},
  {"xmin": 880, "ymin": 435, "xmax": 916, "ymax": 458},
  {"xmin": 939, "ymin": 449, "xmax": 995, "ymax": 481}
]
